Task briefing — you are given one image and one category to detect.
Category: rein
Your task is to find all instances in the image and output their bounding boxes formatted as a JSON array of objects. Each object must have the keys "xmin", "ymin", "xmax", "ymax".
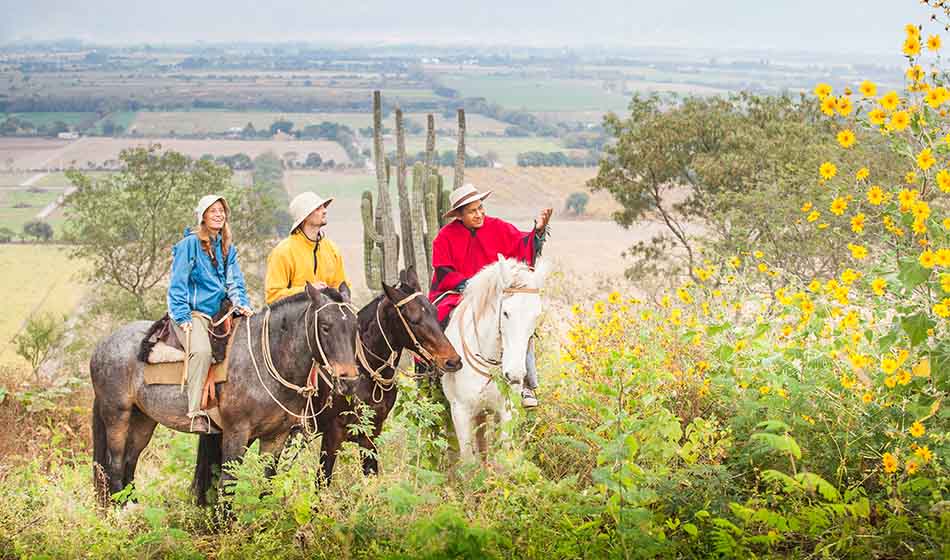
[
  {"xmin": 354, "ymin": 291, "xmax": 435, "ymax": 403},
  {"xmin": 246, "ymin": 300, "xmax": 358, "ymax": 435},
  {"xmin": 457, "ymin": 286, "xmax": 540, "ymax": 380}
]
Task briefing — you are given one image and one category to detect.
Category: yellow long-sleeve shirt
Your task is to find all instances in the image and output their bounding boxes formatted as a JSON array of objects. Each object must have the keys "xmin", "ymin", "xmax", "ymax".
[{"xmin": 264, "ymin": 231, "xmax": 349, "ymax": 304}]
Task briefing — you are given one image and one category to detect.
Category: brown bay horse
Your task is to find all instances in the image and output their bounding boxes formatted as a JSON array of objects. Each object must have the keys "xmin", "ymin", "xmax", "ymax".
[
  {"xmin": 90, "ymin": 283, "xmax": 359, "ymax": 505},
  {"xmin": 192, "ymin": 267, "xmax": 461, "ymax": 499}
]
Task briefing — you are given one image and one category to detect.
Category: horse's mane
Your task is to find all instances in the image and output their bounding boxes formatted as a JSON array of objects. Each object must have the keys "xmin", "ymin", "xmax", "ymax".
[
  {"xmin": 460, "ymin": 258, "xmax": 536, "ymax": 318},
  {"xmin": 267, "ymin": 287, "xmax": 345, "ymax": 313}
]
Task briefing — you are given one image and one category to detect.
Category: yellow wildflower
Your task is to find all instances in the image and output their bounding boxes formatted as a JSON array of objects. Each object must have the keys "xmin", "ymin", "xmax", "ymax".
[
  {"xmin": 871, "ymin": 278, "xmax": 887, "ymax": 296},
  {"xmin": 836, "ymin": 96, "xmax": 853, "ymax": 116},
  {"xmin": 919, "ymin": 250, "xmax": 936, "ymax": 269},
  {"xmin": 820, "ymin": 96, "xmax": 838, "ymax": 116},
  {"xmin": 814, "ymin": 83, "xmax": 832, "ymax": 99},
  {"xmin": 904, "ymin": 37, "xmax": 922, "ymax": 56},
  {"xmin": 867, "ymin": 185, "xmax": 885, "ymax": 205},
  {"xmin": 915, "ymin": 445, "xmax": 933, "ymax": 463},
  {"xmin": 851, "ymin": 213, "xmax": 866, "ymax": 233},
  {"xmin": 868, "ymin": 108, "xmax": 887, "ymax": 125},
  {"xmin": 890, "ymin": 110, "xmax": 910, "ymax": 131},
  {"xmin": 859, "ymin": 80, "xmax": 877, "ymax": 97},
  {"xmin": 830, "ymin": 197, "xmax": 848, "ymax": 216},
  {"xmin": 837, "ymin": 129, "xmax": 856, "ymax": 148},
  {"xmin": 848, "ymin": 243, "xmax": 868, "ymax": 260},
  {"xmin": 927, "ymin": 34, "xmax": 942, "ymax": 51},
  {"xmin": 879, "ymin": 91, "xmax": 901, "ymax": 111},
  {"xmin": 917, "ymin": 148, "xmax": 936, "ymax": 170},
  {"xmin": 910, "ymin": 421, "xmax": 926, "ymax": 438},
  {"xmin": 855, "ymin": 167, "xmax": 870, "ymax": 181},
  {"xmin": 608, "ymin": 291, "xmax": 621, "ymax": 305},
  {"xmin": 882, "ymin": 452, "xmax": 898, "ymax": 473},
  {"xmin": 897, "ymin": 369, "xmax": 912, "ymax": 385}
]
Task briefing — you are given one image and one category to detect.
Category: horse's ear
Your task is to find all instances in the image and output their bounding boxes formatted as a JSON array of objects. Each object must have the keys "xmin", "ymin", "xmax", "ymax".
[
  {"xmin": 403, "ymin": 266, "xmax": 421, "ymax": 291},
  {"xmin": 381, "ymin": 281, "xmax": 401, "ymax": 305},
  {"xmin": 496, "ymin": 253, "xmax": 512, "ymax": 286},
  {"xmin": 304, "ymin": 282, "xmax": 325, "ymax": 303},
  {"xmin": 398, "ymin": 269, "xmax": 408, "ymax": 287},
  {"xmin": 533, "ymin": 258, "xmax": 552, "ymax": 287}
]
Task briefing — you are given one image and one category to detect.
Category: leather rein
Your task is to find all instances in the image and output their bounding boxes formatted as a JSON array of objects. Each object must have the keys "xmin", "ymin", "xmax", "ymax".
[{"xmin": 457, "ymin": 286, "xmax": 540, "ymax": 379}]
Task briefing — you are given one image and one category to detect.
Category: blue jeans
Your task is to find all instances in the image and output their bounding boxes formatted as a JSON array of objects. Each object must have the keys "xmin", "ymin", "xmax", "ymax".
[{"xmin": 525, "ymin": 337, "xmax": 538, "ymax": 390}]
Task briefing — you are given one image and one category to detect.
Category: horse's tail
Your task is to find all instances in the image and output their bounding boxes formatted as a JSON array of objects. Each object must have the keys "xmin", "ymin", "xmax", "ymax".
[
  {"xmin": 192, "ymin": 433, "xmax": 222, "ymax": 506},
  {"xmin": 91, "ymin": 397, "xmax": 109, "ymax": 504}
]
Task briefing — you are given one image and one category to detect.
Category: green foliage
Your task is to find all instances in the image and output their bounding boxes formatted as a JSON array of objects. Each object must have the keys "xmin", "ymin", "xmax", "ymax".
[
  {"xmin": 590, "ymin": 93, "xmax": 903, "ymax": 284},
  {"xmin": 11, "ymin": 312, "xmax": 64, "ymax": 376},
  {"xmin": 564, "ymin": 192, "xmax": 590, "ymax": 216},
  {"xmin": 22, "ymin": 219, "xmax": 53, "ymax": 241},
  {"xmin": 63, "ymin": 145, "xmax": 279, "ymax": 319}
]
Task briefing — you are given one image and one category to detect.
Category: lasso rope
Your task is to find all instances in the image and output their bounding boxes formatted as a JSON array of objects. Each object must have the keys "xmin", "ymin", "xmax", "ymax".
[{"xmin": 246, "ymin": 300, "xmax": 358, "ymax": 435}]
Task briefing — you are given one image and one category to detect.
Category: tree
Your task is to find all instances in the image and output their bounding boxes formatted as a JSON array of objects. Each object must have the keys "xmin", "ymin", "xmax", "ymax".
[
  {"xmin": 23, "ymin": 220, "xmax": 53, "ymax": 241},
  {"xmin": 304, "ymin": 152, "xmax": 323, "ymax": 168},
  {"xmin": 12, "ymin": 313, "xmax": 64, "ymax": 380},
  {"xmin": 63, "ymin": 145, "xmax": 279, "ymax": 319},
  {"xmin": 590, "ymin": 93, "xmax": 902, "ymax": 283},
  {"xmin": 101, "ymin": 120, "xmax": 116, "ymax": 136},
  {"xmin": 0, "ymin": 226, "xmax": 15, "ymax": 242},
  {"xmin": 565, "ymin": 192, "xmax": 590, "ymax": 216},
  {"xmin": 269, "ymin": 119, "xmax": 294, "ymax": 136}
]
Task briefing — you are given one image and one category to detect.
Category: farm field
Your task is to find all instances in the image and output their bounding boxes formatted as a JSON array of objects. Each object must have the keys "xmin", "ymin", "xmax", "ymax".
[
  {"xmin": 0, "ymin": 188, "xmax": 65, "ymax": 235},
  {"xmin": 0, "ymin": 245, "xmax": 86, "ymax": 365},
  {"xmin": 0, "ymin": 137, "xmax": 350, "ymax": 170},
  {"xmin": 437, "ymin": 75, "xmax": 631, "ymax": 112},
  {"xmin": 131, "ymin": 111, "xmax": 509, "ymax": 136},
  {"xmin": 467, "ymin": 137, "xmax": 569, "ymax": 165}
]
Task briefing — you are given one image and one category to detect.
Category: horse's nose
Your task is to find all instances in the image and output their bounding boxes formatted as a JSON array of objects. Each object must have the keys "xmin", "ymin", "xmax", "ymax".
[{"xmin": 443, "ymin": 357, "xmax": 462, "ymax": 372}]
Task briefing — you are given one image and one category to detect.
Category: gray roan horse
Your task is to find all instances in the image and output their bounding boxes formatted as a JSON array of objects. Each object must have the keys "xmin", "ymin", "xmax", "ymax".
[{"xmin": 90, "ymin": 283, "xmax": 359, "ymax": 506}]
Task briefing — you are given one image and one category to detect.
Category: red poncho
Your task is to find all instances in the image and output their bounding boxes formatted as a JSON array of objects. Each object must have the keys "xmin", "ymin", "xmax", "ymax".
[{"xmin": 428, "ymin": 216, "xmax": 537, "ymax": 322}]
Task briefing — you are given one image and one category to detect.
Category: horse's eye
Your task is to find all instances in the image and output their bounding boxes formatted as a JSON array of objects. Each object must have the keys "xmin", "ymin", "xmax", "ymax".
[
  {"xmin": 320, "ymin": 324, "xmax": 330, "ymax": 334},
  {"xmin": 502, "ymin": 311, "xmax": 509, "ymax": 319}
]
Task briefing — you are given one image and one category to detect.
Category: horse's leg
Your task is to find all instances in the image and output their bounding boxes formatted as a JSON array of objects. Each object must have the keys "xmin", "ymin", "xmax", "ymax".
[
  {"xmin": 100, "ymin": 406, "xmax": 133, "ymax": 500},
  {"xmin": 319, "ymin": 420, "xmax": 345, "ymax": 484},
  {"xmin": 496, "ymin": 403, "xmax": 514, "ymax": 450},
  {"xmin": 218, "ymin": 428, "xmax": 251, "ymax": 496},
  {"xmin": 473, "ymin": 411, "xmax": 489, "ymax": 463},
  {"xmin": 259, "ymin": 431, "xmax": 291, "ymax": 480},
  {"xmin": 193, "ymin": 433, "xmax": 223, "ymax": 507},
  {"xmin": 121, "ymin": 408, "xmax": 158, "ymax": 491},
  {"xmin": 449, "ymin": 403, "xmax": 476, "ymax": 463}
]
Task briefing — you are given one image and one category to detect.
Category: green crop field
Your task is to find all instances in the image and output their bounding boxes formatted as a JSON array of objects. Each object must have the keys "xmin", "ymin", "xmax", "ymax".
[
  {"xmin": 0, "ymin": 244, "xmax": 86, "ymax": 365},
  {"xmin": 131, "ymin": 111, "xmax": 509, "ymax": 137},
  {"xmin": 1, "ymin": 112, "xmax": 98, "ymax": 128},
  {"xmin": 0, "ymin": 188, "xmax": 65, "ymax": 235},
  {"xmin": 438, "ymin": 75, "xmax": 630, "ymax": 112},
  {"xmin": 468, "ymin": 137, "xmax": 568, "ymax": 165},
  {"xmin": 0, "ymin": 173, "xmax": 36, "ymax": 188}
]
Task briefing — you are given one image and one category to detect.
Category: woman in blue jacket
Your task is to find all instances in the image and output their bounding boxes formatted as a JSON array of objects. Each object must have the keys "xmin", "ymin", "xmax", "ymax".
[{"xmin": 167, "ymin": 194, "xmax": 253, "ymax": 432}]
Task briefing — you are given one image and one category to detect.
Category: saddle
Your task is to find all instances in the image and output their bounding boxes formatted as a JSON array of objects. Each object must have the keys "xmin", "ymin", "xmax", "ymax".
[{"xmin": 138, "ymin": 299, "xmax": 234, "ymax": 365}]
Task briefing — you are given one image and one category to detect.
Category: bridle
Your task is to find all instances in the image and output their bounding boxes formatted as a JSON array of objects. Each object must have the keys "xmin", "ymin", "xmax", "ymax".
[
  {"xmin": 355, "ymin": 291, "xmax": 437, "ymax": 402},
  {"xmin": 247, "ymin": 299, "xmax": 358, "ymax": 434},
  {"xmin": 458, "ymin": 286, "xmax": 540, "ymax": 379}
]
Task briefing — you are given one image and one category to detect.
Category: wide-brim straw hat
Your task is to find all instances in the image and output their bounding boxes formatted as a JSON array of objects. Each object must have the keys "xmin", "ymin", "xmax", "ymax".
[
  {"xmin": 444, "ymin": 183, "xmax": 492, "ymax": 218},
  {"xmin": 195, "ymin": 194, "xmax": 229, "ymax": 226},
  {"xmin": 289, "ymin": 191, "xmax": 334, "ymax": 233}
]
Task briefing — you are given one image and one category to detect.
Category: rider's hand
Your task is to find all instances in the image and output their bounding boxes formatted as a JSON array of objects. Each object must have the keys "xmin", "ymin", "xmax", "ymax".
[
  {"xmin": 238, "ymin": 306, "xmax": 254, "ymax": 317},
  {"xmin": 180, "ymin": 322, "xmax": 192, "ymax": 333},
  {"xmin": 312, "ymin": 281, "xmax": 328, "ymax": 291},
  {"xmin": 535, "ymin": 208, "xmax": 553, "ymax": 231}
]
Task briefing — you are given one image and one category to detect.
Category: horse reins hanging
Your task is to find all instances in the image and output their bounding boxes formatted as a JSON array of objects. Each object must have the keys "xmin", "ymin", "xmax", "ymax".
[{"xmin": 247, "ymin": 299, "xmax": 357, "ymax": 434}]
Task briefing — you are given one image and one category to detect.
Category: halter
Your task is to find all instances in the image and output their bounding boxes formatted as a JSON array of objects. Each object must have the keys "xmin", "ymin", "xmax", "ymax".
[
  {"xmin": 458, "ymin": 286, "xmax": 540, "ymax": 379},
  {"xmin": 247, "ymin": 299, "xmax": 358, "ymax": 435},
  {"xmin": 354, "ymin": 291, "xmax": 436, "ymax": 403}
]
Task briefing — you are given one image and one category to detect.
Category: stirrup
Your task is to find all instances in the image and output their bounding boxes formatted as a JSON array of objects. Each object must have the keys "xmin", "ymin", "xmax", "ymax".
[{"xmin": 188, "ymin": 412, "xmax": 217, "ymax": 434}]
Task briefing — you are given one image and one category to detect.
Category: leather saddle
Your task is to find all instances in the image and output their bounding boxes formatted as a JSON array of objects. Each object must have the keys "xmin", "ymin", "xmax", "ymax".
[{"xmin": 138, "ymin": 299, "xmax": 235, "ymax": 364}]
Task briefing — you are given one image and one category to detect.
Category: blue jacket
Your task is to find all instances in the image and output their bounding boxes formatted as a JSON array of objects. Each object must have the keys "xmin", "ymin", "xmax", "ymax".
[{"xmin": 167, "ymin": 229, "xmax": 250, "ymax": 325}]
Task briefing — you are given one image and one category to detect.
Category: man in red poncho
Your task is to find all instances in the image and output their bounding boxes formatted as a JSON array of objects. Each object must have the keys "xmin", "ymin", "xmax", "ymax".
[{"xmin": 429, "ymin": 183, "xmax": 552, "ymax": 407}]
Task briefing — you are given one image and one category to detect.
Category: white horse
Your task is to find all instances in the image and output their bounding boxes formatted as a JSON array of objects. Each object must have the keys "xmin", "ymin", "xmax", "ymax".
[{"xmin": 442, "ymin": 255, "xmax": 549, "ymax": 462}]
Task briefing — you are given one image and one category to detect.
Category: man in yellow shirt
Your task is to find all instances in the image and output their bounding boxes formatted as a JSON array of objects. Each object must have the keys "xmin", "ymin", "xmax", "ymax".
[{"xmin": 265, "ymin": 191, "xmax": 350, "ymax": 304}]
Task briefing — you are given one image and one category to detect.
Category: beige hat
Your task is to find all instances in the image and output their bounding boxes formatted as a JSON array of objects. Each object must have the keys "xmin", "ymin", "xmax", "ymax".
[
  {"xmin": 444, "ymin": 183, "xmax": 492, "ymax": 218},
  {"xmin": 289, "ymin": 191, "xmax": 334, "ymax": 233},
  {"xmin": 195, "ymin": 194, "xmax": 228, "ymax": 225}
]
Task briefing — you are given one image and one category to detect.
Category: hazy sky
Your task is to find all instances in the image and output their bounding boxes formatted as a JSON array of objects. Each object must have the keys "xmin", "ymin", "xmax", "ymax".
[{"xmin": 0, "ymin": 0, "xmax": 938, "ymax": 55}]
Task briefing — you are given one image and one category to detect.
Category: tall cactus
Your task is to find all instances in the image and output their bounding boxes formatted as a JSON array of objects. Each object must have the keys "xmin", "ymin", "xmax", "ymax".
[
  {"xmin": 453, "ymin": 109, "xmax": 466, "ymax": 190},
  {"xmin": 371, "ymin": 91, "xmax": 399, "ymax": 286},
  {"xmin": 362, "ymin": 91, "xmax": 460, "ymax": 292}
]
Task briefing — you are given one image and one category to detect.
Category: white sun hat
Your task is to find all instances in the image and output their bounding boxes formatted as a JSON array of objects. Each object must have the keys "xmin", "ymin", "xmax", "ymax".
[
  {"xmin": 195, "ymin": 194, "xmax": 228, "ymax": 225},
  {"xmin": 289, "ymin": 191, "xmax": 334, "ymax": 233},
  {"xmin": 443, "ymin": 183, "xmax": 492, "ymax": 218}
]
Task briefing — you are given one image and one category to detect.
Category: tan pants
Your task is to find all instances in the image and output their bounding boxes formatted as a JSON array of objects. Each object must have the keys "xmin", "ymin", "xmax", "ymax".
[{"xmin": 171, "ymin": 313, "xmax": 212, "ymax": 418}]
